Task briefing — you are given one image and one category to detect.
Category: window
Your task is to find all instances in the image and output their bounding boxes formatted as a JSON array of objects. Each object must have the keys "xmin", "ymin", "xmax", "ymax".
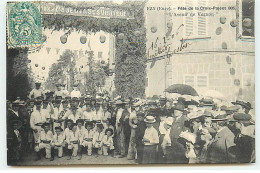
[
  {"xmin": 184, "ymin": 75, "xmax": 208, "ymax": 88},
  {"xmin": 184, "ymin": 0, "xmax": 208, "ymax": 38},
  {"xmin": 241, "ymin": 0, "xmax": 254, "ymax": 37}
]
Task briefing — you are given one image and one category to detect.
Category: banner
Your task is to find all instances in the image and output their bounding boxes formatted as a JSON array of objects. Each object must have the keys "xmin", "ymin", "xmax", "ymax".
[{"xmin": 41, "ymin": 2, "xmax": 135, "ymax": 19}]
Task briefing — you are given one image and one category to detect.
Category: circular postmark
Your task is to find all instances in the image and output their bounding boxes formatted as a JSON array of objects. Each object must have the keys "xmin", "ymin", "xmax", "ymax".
[{"xmin": 8, "ymin": 2, "xmax": 43, "ymax": 50}]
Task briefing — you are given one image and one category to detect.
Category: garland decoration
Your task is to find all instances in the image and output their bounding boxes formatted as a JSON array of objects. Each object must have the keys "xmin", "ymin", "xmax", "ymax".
[{"xmin": 42, "ymin": 1, "xmax": 147, "ymax": 99}]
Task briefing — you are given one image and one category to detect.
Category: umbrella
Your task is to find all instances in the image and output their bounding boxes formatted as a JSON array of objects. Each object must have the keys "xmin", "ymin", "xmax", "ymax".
[
  {"xmin": 165, "ymin": 84, "xmax": 199, "ymax": 96},
  {"xmin": 203, "ymin": 90, "xmax": 227, "ymax": 101}
]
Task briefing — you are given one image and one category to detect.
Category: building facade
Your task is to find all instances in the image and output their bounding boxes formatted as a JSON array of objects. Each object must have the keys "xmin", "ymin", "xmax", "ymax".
[{"xmin": 145, "ymin": 0, "xmax": 255, "ymax": 110}]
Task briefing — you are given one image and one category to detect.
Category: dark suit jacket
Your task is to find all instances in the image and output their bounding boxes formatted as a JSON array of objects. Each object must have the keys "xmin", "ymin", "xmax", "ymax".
[
  {"xmin": 207, "ymin": 127, "xmax": 237, "ymax": 163},
  {"xmin": 169, "ymin": 115, "xmax": 189, "ymax": 163}
]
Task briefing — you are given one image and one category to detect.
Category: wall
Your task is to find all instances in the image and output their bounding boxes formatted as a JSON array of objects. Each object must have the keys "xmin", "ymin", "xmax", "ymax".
[{"xmin": 144, "ymin": 0, "xmax": 255, "ymax": 109}]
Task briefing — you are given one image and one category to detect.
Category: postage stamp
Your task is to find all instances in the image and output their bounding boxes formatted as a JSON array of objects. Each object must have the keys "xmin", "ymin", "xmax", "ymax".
[{"xmin": 7, "ymin": 2, "xmax": 42, "ymax": 49}]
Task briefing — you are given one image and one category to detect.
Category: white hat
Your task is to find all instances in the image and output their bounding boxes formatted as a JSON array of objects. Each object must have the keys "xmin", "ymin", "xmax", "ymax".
[{"xmin": 144, "ymin": 116, "xmax": 156, "ymax": 123}]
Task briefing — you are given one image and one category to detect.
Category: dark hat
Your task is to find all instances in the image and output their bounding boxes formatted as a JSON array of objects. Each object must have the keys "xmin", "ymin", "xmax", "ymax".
[
  {"xmin": 202, "ymin": 110, "xmax": 213, "ymax": 118},
  {"xmin": 43, "ymin": 99, "xmax": 49, "ymax": 103},
  {"xmin": 85, "ymin": 121, "xmax": 93, "ymax": 128},
  {"xmin": 146, "ymin": 100, "xmax": 157, "ymax": 106},
  {"xmin": 55, "ymin": 83, "xmax": 62, "ymax": 87},
  {"xmin": 71, "ymin": 123, "xmax": 77, "ymax": 128},
  {"xmin": 233, "ymin": 113, "xmax": 252, "ymax": 121},
  {"xmin": 105, "ymin": 128, "xmax": 114, "ymax": 135},
  {"xmin": 35, "ymin": 96, "xmax": 44, "ymax": 100},
  {"xmin": 199, "ymin": 98, "xmax": 214, "ymax": 107},
  {"xmin": 34, "ymin": 100, "xmax": 42, "ymax": 106},
  {"xmin": 55, "ymin": 96, "xmax": 62, "ymax": 100},
  {"xmin": 136, "ymin": 112, "xmax": 145, "ymax": 117},
  {"xmin": 93, "ymin": 120, "xmax": 101, "ymax": 124},
  {"xmin": 66, "ymin": 119, "xmax": 73, "ymax": 124},
  {"xmin": 159, "ymin": 97, "xmax": 167, "ymax": 101},
  {"xmin": 62, "ymin": 100, "xmax": 68, "ymax": 104},
  {"xmin": 171, "ymin": 103, "xmax": 187, "ymax": 113},
  {"xmin": 73, "ymin": 83, "xmax": 79, "ymax": 87},
  {"xmin": 41, "ymin": 122, "xmax": 50, "ymax": 128},
  {"xmin": 212, "ymin": 114, "xmax": 228, "ymax": 121},
  {"xmin": 55, "ymin": 126, "xmax": 63, "ymax": 131},
  {"xmin": 231, "ymin": 99, "xmax": 253, "ymax": 110},
  {"xmin": 225, "ymin": 106, "xmax": 240, "ymax": 112},
  {"xmin": 76, "ymin": 119, "xmax": 84, "ymax": 125},
  {"xmin": 96, "ymin": 123, "xmax": 104, "ymax": 129},
  {"xmin": 71, "ymin": 97, "xmax": 79, "ymax": 101},
  {"xmin": 35, "ymin": 82, "xmax": 41, "ymax": 85},
  {"xmin": 220, "ymin": 105, "xmax": 228, "ymax": 111},
  {"xmin": 65, "ymin": 96, "xmax": 71, "ymax": 99}
]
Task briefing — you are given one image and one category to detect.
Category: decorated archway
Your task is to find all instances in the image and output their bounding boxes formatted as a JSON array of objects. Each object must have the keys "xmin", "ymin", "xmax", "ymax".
[{"xmin": 40, "ymin": 1, "xmax": 147, "ymax": 99}]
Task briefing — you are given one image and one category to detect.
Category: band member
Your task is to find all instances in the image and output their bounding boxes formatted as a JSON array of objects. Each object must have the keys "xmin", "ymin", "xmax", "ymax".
[
  {"xmin": 51, "ymin": 126, "xmax": 65, "ymax": 160},
  {"xmin": 30, "ymin": 101, "xmax": 46, "ymax": 152},
  {"xmin": 93, "ymin": 123, "xmax": 105, "ymax": 155},
  {"xmin": 29, "ymin": 82, "xmax": 44, "ymax": 99},
  {"xmin": 80, "ymin": 121, "xmax": 94, "ymax": 157},
  {"xmin": 67, "ymin": 123, "xmax": 80, "ymax": 160},
  {"xmin": 70, "ymin": 83, "xmax": 81, "ymax": 98},
  {"xmin": 35, "ymin": 123, "xmax": 53, "ymax": 161},
  {"xmin": 82, "ymin": 102, "xmax": 96, "ymax": 121}
]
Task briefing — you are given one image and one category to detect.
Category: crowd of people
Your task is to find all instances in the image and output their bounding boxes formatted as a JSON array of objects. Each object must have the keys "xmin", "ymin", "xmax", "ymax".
[{"xmin": 7, "ymin": 82, "xmax": 255, "ymax": 165}]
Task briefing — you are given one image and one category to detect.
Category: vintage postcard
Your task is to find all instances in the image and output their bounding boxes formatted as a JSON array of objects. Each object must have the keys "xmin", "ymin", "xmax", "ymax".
[{"xmin": 6, "ymin": 0, "xmax": 255, "ymax": 166}]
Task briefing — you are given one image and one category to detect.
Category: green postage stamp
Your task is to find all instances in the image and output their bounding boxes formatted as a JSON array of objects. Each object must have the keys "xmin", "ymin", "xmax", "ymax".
[{"xmin": 7, "ymin": 2, "xmax": 42, "ymax": 49}]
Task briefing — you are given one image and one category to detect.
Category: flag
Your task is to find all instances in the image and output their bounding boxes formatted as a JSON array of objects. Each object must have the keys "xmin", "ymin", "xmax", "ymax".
[
  {"xmin": 46, "ymin": 47, "xmax": 51, "ymax": 54},
  {"xmin": 56, "ymin": 48, "xmax": 60, "ymax": 54}
]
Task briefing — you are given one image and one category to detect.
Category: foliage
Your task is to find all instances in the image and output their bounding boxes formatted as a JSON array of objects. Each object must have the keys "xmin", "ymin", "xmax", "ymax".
[
  {"xmin": 42, "ymin": 1, "xmax": 147, "ymax": 99},
  {"xmin": 84, "ymin": 51, "xmax": 107, "ymax": 95},
  {"xmin": 6, "ymin": 48, "xmax": 33, "ymax": 100},
  {"xmin": 45, "ymin": 49, "xmax": 76, "ymax": 91}
]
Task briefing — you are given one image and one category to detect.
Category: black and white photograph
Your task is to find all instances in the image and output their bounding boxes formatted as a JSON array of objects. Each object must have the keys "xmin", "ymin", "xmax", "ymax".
[{"xmin": 6, "ymin": 0, "xmax": 255, "ymax": 166}]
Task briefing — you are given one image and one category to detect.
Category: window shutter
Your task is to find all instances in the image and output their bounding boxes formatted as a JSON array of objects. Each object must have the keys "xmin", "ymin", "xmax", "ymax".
[
  {"xmin": 184, "ymin": 76, "xmax": 195, "ymax": 87},
  {"xmin": 185, "ymin": 0, "xmax": 194, "ymax": 37},
  {"xmin": 197, "ymin": 0, "xmax": 207, "ymax": 36},
  {"xmin": 197, "ymin": 75, "xmax": 207, "ymax": 87}
]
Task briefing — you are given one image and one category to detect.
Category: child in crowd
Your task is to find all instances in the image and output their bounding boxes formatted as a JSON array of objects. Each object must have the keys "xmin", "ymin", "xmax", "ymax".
[
  {"xmin": 142, "ymin": 116, "xmax": 159, "ymax": 164},
  {"xmin": 101, "ymin": 128, "xmax": 115, "ymax": 157}
]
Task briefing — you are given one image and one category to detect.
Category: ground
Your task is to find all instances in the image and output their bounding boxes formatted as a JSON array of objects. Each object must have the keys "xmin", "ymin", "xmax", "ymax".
[{"xmin": 13, "ymin": 152, "xmax": 137, "ymax": 166}]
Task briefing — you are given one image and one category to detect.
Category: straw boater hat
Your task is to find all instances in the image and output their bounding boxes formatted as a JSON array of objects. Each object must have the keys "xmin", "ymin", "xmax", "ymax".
[
  {"xmin": 114, "ymin": 99, "xmax": 124, "ymax": 105},
  {"xmin": 132, "ymin": 98, "xmax": 142, "ymax": 107},
  {"xmin": 211, "ymin": 113, "xmax": 229, "ymax": 121},
  {"xmin": 144, "ymin": 115, "xmax": 156, "ymax": 123}
]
